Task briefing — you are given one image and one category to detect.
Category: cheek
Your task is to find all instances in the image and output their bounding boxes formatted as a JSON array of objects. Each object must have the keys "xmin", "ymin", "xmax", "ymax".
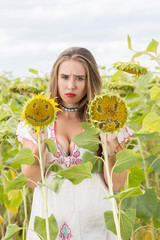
[{"xmin": 57, "ymin": 79, "xmax": 64, "ymax": 95}]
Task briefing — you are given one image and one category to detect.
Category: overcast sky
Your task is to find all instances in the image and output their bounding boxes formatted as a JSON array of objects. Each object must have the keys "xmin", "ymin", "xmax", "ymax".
[{"xmin": 0, "ymin": 0, "xmax": 160, "ymax": 78}]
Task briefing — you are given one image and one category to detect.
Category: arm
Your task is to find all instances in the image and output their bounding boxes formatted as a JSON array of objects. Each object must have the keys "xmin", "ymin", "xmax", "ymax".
[
  {"xmin": 101, "ymin": 133, "xmax": 127, "ymax": 192},
  {"xmin": 22, "ymin": 129, "xmax": 48, "ymax": 189}
]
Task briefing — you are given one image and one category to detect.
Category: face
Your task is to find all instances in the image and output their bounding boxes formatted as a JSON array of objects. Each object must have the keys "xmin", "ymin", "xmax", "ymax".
[
  {"xmin": 25, "ymin": 98, "xmax": 55, "ymax": 126},
  {"xmin": 58, "ymin": 59, "xmax": 87, "ymax": 107}
]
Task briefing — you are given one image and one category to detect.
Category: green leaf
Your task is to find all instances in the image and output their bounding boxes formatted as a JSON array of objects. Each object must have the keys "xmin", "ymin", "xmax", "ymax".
[
  {"xmin": 45, "ymin": 138, "xmax": 58, "ymax": 156},
  {"xmin": 7, "ymin": 189, "xmax": 23, "ymax": 208},
  {"xmin": 0, "ymin": 112, "xmax": 10, "ymax": 121},
  {"xmin": 122, "ymin": 196, "xmax": 137, "ymax": 211},
  {"xmin": 140, "ymin": 111, "xmax": 160, "ymax": 135},
  {"xmin": 110, "ymin": 187, "xmax": 144, "ymax": 200},
  {"xmin": 0, "ymin": 185, "xmax": 4, "ymax": 202},
  {"xmin": 153, "ymin": 202, "xmax": 160, "ymax": 222},
  {"xmin": 47, "ymin": 161, "xmax": 63, "ymax": 173},
  {"xmin": 82, "ymin": 151, "xmax": 102, "ymax": 173},
  {"xmin": 104, "ymin": 209, "xmax": 136, "ymax": 240},
  {"xmin": 120, "ymin": 209, "xmax": 136, "ymax": 240},
  {"xmin": 11, "ymin": 147, "xmax": 35, "ymax": 165},
  {"xmin": 136, "ymin": 188, "xmax": 157, "ymax": 221},
  {"xmin": 29, "ymin": 68, "xmax": 39, "ymax": 75},
  {"xmin": 150, "ymin": 86, "xmax": 160, "ymax": 100},
  {"xmin": 138, "ymin": 72, "xmax": 153, "ymax": 88},
  {"xmin": 56, "ymin": 162, "xmax": 92, "ymax": 185},
  {"xmin": 5, "ymin": 173, "xmax": 29, "ymax": 193},
  {"xmin": 148, "ymin": 155, "xmax": 160, "ymax": 173},
  {"xmin": 122, "ymin": 188, "xmax": 157, "ymax": 221},
  {"xmin": 128, "ymin": 170, "xmax": 145, "ymax": 188},
  {"xmin": 113, "ymin": 149, "xmax": 142, "ymax": 173},
  {"xmin": 104, "ymin": 211, "xmax": 116, "ymax": 235},
  {"xmin": 34, "ymin": 214, "xmax": 59, "ymax": 240},
  {"xmin": 3, "ymin": 224, "xmax": 22, "ymax": 240},
  {"xmin": 72, "ymin": 131, "xmax": 100, "ymax": 152},
  {"xmin": 146, "ymin": 39, "xmax": 159, "ymax": 54},
  {"xmin": 110, "ymin": 71, "xmax": 125, "ymax": 81},
  {"xmin": 80, "ymin": 122, "xmax": 99, "ymax": 135},
  {"xmin": 127, "ymin": 34, "xmax": 133, "ymax": 50},
  {"xmin": 47, "ymin": 176, "xmax": 64, "ymax": 193}
]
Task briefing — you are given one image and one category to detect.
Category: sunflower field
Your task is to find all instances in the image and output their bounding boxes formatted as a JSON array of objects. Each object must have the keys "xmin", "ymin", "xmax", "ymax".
[{"xmin": 0, "ymin": 36, "xmax": 160, "ymax": 240}]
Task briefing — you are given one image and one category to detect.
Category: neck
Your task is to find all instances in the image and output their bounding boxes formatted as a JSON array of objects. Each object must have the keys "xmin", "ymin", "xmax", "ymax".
[{"xmin": 61, "ymin": 105, "xmax": 78, "ymax": 112}]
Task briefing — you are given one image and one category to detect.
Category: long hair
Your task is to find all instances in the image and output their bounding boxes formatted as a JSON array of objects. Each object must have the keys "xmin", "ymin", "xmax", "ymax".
[{"xmin": 48, "ymin": 47, "xmax": 102, "ymax": 121}]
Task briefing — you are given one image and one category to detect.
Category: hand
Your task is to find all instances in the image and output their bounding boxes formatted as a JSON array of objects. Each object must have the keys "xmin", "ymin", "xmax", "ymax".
[
  {"xmin": 28, "ymin": 128, "xmax": 48, "ymax": 143},
  {"xmin": 100, "ymin": 133, "xmax": 125, "ymax": 154}
]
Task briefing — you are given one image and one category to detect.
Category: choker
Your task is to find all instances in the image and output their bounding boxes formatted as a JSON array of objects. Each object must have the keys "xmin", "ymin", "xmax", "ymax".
[{"xmin": 61, "ymin": 105, "xmax": 78, "ymax": 112}]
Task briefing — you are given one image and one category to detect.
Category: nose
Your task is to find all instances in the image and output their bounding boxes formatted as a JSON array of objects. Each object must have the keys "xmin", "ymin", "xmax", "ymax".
[{"xmin": 68, "ymin": 76, "xmax": 76, "ymax": 89}]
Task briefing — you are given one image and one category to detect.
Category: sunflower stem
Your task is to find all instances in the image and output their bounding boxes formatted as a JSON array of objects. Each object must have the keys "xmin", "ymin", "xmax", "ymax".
[
  {"xmin": 38, "ymin": 133, "xmax": 50, "ymax": 240},
  {"xmin": 102, "ymin": 133, "xmax": 122, "ymax": 240},
  {"xmin": 0, "ymin": 143, "xmax": 11, "ymax": 225},
  {"xmin": 21, "ymin": 186, "xmax": 28, "ymax": 240},
  {"xmin": 130, "ymin": 50, "xmax": 160, "ymax": 66}
]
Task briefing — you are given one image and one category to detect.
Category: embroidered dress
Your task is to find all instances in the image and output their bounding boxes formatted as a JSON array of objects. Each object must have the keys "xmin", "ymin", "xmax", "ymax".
[{"xmin": 16, "ymin": 121, "xmax": 133, "ymax": 240}]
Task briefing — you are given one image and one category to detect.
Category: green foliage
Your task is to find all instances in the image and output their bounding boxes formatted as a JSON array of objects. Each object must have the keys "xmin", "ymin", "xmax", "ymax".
[
  {"xmin": 113, "ymin": 149, "xmax": 142, "ymax": 173},
  {"xmin": 82, "ymin": 151, "xmax": 102, "ymax": 173},
  {"xmin": 1, "ymin": 36, "xmax": 160, "ymax": 240},
  {"xmin": 72, "ymin": 131, "xmax": 100, "ymax": 152},
  {"xmin": 3, "ymin": 224, "xmax": 22, "ymax": 240},
  {"xmin": 56, "ymin": 162, "xmax": 93, "ymax": 185},
  {"xmin": 146, "ymin": 39, "xmax": 159, "ymax": 54},
  {"xmin": 11, "ymin": 147, "xmax": 35, "ymax": 165},
  {"xmin": 5, "ymin": 173, "xmax": 29, "ymax": 193},
  {"xmin": 34, "ymin": 214, "xmax": 59, "ymax": 240},
  {"xmin": 45, "ymin": 138, "xmax": 58, "ymax": 156},
  {"xmin": 104, "ymin": 209, "xmax": 136, "ymax": 240}
]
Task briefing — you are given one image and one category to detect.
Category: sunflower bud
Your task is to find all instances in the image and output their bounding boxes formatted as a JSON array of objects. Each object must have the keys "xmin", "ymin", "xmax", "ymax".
[{"xmin": 113, "ymin": 62, "xmax": 147, "ymax": 75}]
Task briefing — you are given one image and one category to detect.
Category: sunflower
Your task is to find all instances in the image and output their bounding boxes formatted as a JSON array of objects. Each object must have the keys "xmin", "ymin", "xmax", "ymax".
[
  {"xmin": 21, "ymin": 93, "xmax": 62, "ymax": 134},
  {"xmin": 113, "ymin": 62, "xmax": 147, "ymax": 75},
  {"xmin": 0, "ymin": 215, "xmax": 3, "ymax": 224},
  {"xmin": 89, "ymin": 94, "xmax": 128, "ymax": 133}
]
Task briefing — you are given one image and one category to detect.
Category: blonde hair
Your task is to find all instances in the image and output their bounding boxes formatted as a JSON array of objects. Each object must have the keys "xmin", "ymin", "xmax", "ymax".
[{"xmin": 48, "ymin": 47, "xmax": 102, "ymax": 121}]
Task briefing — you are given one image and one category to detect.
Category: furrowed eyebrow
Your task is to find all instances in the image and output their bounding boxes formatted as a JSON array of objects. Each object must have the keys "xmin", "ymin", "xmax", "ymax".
[
  {"xmin": 75, "ymin": 75, "xmax": 86, "ymax": 77},
  {"xmin": 60, "ymin": 74, "xmax": 85, "ymax": 76},
  {"xmin": 59, "ymin": 74, "xmax": 86, "ymax": 78}
]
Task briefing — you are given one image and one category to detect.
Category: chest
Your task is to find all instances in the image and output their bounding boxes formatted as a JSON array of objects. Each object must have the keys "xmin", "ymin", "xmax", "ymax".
[{"xmin": 55, "ymin": 118, "xmax": 83, "ymax": 156}]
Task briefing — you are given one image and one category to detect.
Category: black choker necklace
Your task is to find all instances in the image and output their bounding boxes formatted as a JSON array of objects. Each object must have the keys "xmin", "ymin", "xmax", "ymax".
[{"xmin": 61, "ymin": 105, "xmax": 78, "ymax": 112}]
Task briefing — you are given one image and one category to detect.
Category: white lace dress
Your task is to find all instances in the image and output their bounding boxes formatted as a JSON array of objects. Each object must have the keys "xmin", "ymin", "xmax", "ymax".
[{"xmin": 16, "ymin": 121, "xmax": 133, "ymax": 240}]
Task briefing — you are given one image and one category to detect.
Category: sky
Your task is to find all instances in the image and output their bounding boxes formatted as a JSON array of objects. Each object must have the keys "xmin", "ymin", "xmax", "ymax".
[{"xmin": 0, "ymin": 0, "xmax": 160, "ymax": 78}]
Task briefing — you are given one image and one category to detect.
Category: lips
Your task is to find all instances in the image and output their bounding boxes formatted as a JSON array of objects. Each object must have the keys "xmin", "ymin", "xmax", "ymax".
[{"xmin": 65, "ymin": 93, "xmax": 76, "ymax": 97}]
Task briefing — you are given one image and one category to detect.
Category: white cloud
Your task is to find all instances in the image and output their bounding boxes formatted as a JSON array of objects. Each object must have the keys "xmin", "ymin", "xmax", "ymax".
[{"xmin": 0, "ymin": 0, "xmax": 160, "ymax": 76}]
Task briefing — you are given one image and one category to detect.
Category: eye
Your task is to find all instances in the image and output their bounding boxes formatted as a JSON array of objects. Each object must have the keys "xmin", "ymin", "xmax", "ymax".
[
  {"xmin": 45, "ymin": 105, "xmax": 48, "ymax": 109},
  {"xmin": 33, "ymin": 103, "xmax": 36, "ymax": 108},
  {"xmin": 76, "ymin": 76, "xmax": 85, "ymax": 81},
  {"xmin": 61, "ymin": 74, "xmax": 69, "ymax": 80},
  {"xmin": 114, "ymin": 104, "xmax": 118, "ymax": 111}
]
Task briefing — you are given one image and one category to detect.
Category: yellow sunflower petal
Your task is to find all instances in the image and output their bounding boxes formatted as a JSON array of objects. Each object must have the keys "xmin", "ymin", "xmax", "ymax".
[
  {"xmin": 21, "ymin": 93, "xmax": 61, "ymax": 129},
  {"xmin": 0, "ymin": 215, "xmax": 3, "ymax": 224},
  {"xmin": 36, "ymin": 126, "xmax": 40, "ymax": 135},
  {"xmin": 22, "ymin": 120, "xmax": 29, "ymax": 128}
]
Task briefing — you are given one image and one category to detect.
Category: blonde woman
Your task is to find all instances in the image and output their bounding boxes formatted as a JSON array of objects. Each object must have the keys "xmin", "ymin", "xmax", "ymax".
[{"xmin": 17, "ymin": 47, "xmax": 132, "ymax": 240}]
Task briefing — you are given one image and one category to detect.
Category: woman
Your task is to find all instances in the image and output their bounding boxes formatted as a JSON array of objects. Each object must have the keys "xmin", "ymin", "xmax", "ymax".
[{"xmin": 17, "ymin": 47, "xmax": 132, "ymax": 239}]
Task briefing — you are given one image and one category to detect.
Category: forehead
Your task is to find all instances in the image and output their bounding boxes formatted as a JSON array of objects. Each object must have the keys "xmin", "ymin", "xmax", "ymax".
[{"xmin": 58, "ymin": 59, "xmax": 86, "ymax": 75}]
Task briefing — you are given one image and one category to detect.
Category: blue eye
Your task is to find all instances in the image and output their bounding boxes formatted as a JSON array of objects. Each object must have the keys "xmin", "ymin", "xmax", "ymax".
[{"xmin": 76, "ymin": 76, "xmax": 85, "ymax": 81}]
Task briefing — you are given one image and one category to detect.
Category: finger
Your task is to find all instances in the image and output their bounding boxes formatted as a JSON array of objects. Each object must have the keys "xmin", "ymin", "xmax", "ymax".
[{"xmin": 115, "ymin": 141, "xmax": 125, "ymax": 152}]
